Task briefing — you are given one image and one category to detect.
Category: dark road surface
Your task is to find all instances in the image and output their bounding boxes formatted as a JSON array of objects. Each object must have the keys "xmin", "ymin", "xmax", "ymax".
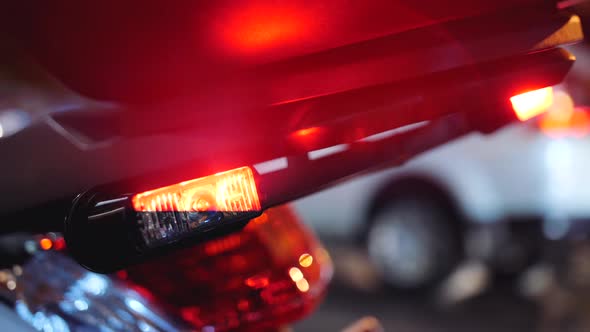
[
  {"xmin": 294, "ymin": 241, "xmax": 539, "ymax": 332},
  {"xmin": 296, "ymin": 282, "xmax": 538, "ymax": 332}
]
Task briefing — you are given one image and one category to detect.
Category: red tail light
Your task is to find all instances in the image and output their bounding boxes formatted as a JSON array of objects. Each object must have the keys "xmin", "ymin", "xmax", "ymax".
[
  {"xmin": 510, "ymin": 87, "xmax": 554, "ymax": 121},
  {"xmin": 122, "ymin": 205, "xmax": 333, "ymax": 331},
  {"xmin": 37, "ymin": 234, "xmax": 66, "ymax": 252}
]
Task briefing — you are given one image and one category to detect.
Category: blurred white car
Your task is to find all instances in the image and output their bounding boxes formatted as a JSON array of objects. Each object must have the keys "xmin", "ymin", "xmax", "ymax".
[{"xmin": 294, "ymin": 93, "xmax": 590, "ymax": 289}]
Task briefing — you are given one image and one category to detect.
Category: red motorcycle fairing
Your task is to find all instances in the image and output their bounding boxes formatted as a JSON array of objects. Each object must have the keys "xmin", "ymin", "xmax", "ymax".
[{"xmin": 4, "ymin": 0, "xmax": 553, "ymax": 103}]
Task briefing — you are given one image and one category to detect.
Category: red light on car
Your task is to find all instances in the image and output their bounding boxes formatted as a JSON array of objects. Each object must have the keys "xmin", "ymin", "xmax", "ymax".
[
  {"xmin": 53, "ymin": 237, "xmax": 66, "ymax": 251},
  {"xmin": 132, "ymin": 166, "xmax": 260, "ymax": 213},
  {"xmin": 510, "ymin": 87, "xmax": 554, "ymax": 121},
  {"xmin": 124, "ymin": 205, "xmax": 333, "ymax": 331}
]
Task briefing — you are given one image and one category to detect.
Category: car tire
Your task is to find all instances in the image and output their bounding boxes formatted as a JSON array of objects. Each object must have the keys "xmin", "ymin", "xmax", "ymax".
[{"xmin": 366, "ymin": 189, "xmax": 463, "ymax": 291}]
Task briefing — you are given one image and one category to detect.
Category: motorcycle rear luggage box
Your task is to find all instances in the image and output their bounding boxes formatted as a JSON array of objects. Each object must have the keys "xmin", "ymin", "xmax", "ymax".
[{"xmin": 8, "ymin": 0, "xmax": 556, "ymax": 102}]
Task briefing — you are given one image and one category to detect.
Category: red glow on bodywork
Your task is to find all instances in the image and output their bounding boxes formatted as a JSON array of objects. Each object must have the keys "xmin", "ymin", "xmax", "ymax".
[
  {"xmin": 292, "ymin": 127, "xmax": 321, "ymax": 139},
  {"xmin": 53, "ymin": 238, "xmax": 66, "ymax": 251},
  {"xmin": 245, "ymin": 275, "xmax": 270, "ymax": 289},
  {"xmin": 218, "ymin": 4, "xmax": 311, "ymax": 53},
  {"xmin": 288, "ymin": 127, "xmax": 325, "ymax": 151},
  {"xmin": 204, "ymin": 233, "xmax": 242, "ymax": 256}
]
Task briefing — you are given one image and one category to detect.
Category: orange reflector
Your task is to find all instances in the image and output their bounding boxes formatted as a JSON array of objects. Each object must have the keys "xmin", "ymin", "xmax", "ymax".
[
  {"xmin": 39, "ymin": 238, "xmax": 53, "ymax": 251},
  {"xmin": 540, "ymin": 106, "xmax": 590, "ymax": 138},
  {"xmin": 510, "ymin": 87, "xmax": 554, "ymax": 121},
  {"xmin": 299, "ymin": 253, "xmax": 313, "ymax": 267},
  {"xmin": 132, "ymin": 166, "xmax": 261, "ymax": 212}
]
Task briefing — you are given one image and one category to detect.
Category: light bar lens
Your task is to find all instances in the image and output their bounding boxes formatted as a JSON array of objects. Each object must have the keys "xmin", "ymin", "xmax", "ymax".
[
  {"xmin": 132, "ymin": 166, "xmax": 260, "ymax": 212},
  {"xmin": 131, "ymin": 167, "xmax": 261, "ymax": 248},
  {"xmin": 510, "ymin": 87, "xmax": 554, "ymax": 121}
]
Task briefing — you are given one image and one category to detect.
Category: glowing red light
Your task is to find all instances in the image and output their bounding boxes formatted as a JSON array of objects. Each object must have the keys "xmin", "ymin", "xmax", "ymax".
[
  {"xmin": 251, "ymin": 212, "xmax": 269, "ymax": 225},
  {"xmin": 204, "ymin": 234, "xmax": 242, "ymax": 256},
  {"xmin": 53, "ymin": 238, "xmax": 66, "ymax": 251},
  {"xmin": 289, "ymin": 127, "xmax": 324, "ymax": 150},
  {"xmin": 237, "ymin": 300, "xmax": 250, "ymax": 312},
  {"xmin": 292, "ymin": 127, "xmax": 320, "ymax": 138},
  {"xmin": 132, "ymin": 167, "xmax": 261, "ymax": 212},
  {"xmin": 245, "ymin": 275, "xmax": 270, "ymax": 289},
  {"xmin": 218, "ymin": 4, "xmax": 310, "ymax": 53},
  {"xmin": 116, "ymin": 270, "xmax": 128, "ymax": 280}
]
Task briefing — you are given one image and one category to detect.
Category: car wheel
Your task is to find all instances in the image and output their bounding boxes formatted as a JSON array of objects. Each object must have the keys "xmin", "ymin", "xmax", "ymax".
[{"xmin": 367, "ymin": 194, "xmax": 462, "ymax": 291}]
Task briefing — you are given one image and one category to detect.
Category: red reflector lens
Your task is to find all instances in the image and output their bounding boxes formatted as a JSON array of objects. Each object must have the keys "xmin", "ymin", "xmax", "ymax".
[
  {"xmin": 124, "ymin": 206, "xmax": 332, "ymax": 331},
  {"xmin": 132, "ymin": 166, "xmax": 261, "ymax": 212},
  {"xmin": 510, "ymin": 87, "xmax": 554, "ymax": 121}
]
